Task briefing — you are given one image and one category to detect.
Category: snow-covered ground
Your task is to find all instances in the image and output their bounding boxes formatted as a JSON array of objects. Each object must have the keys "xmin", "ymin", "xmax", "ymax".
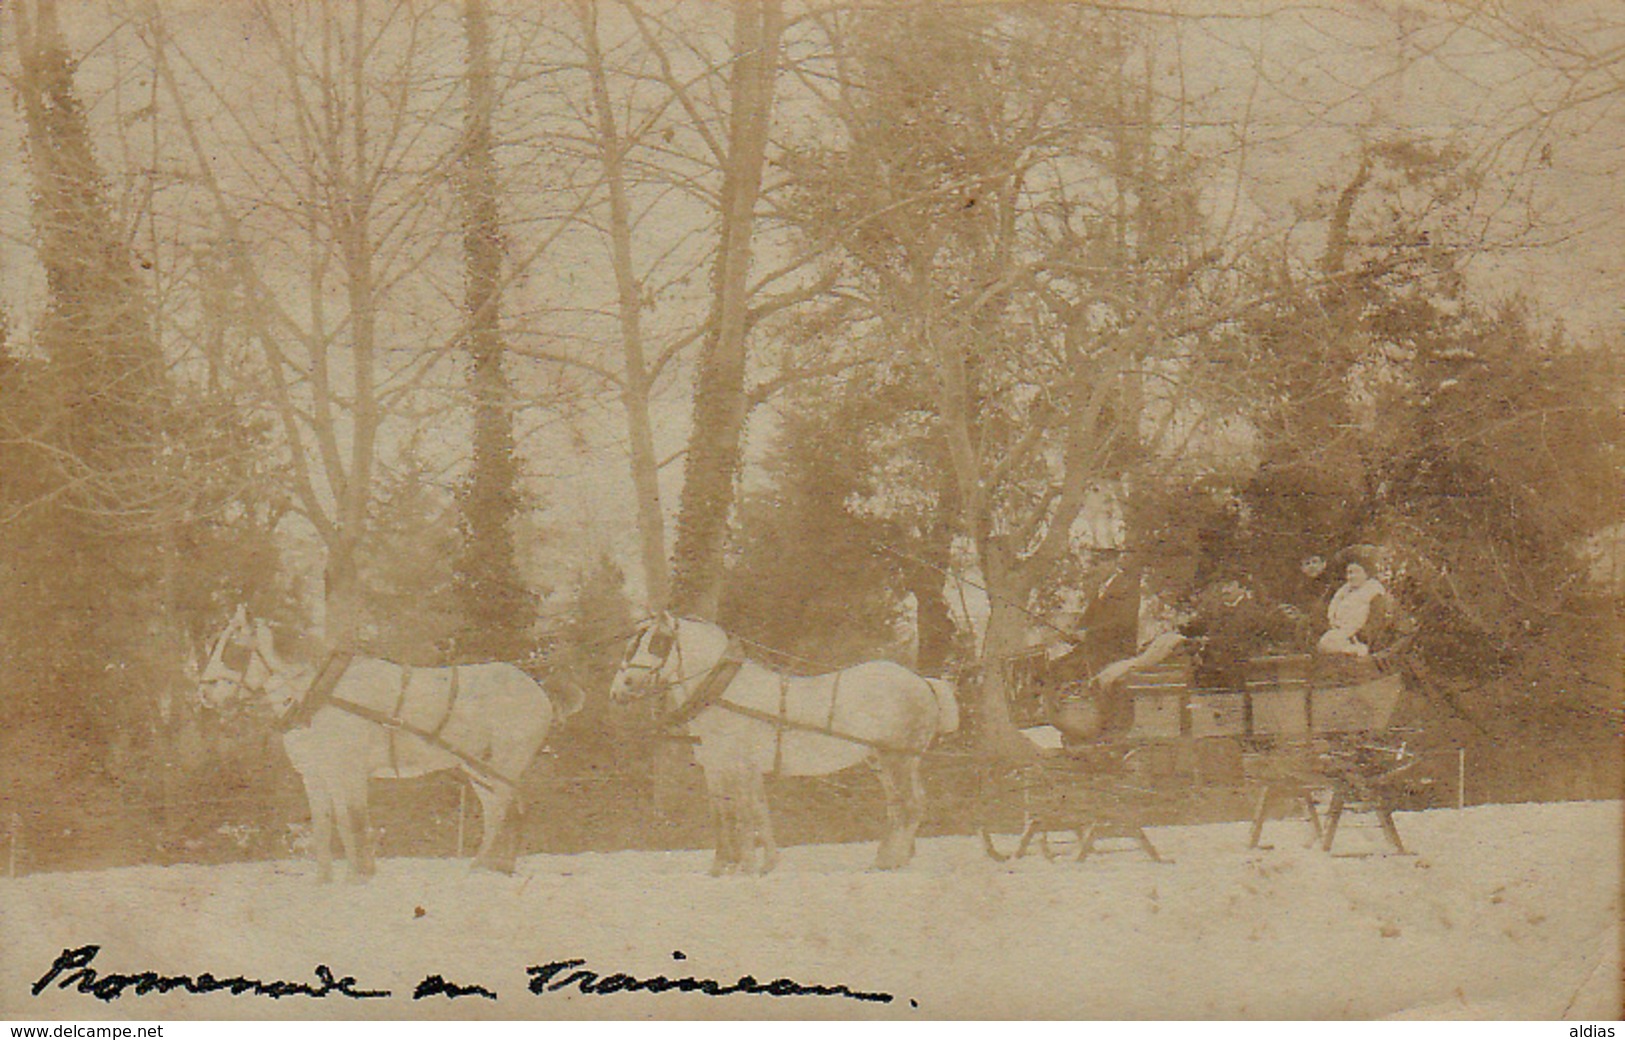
[{"xmin": 2, "ymin": 800, "xmax": 1618, "ymax": 1020}]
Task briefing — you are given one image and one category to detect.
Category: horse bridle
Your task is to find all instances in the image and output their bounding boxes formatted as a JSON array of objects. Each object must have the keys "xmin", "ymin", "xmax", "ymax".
[
  {"xmin": 620, "ymin": 619, "xmax": 685, "ymax": 700},
  {"xmin": 213, "ymin": 621, "xmax": 283, "ymax": 705},
  {"xmin": 621, "ymin": 619, "xmax": 756, "ymax": 733}
]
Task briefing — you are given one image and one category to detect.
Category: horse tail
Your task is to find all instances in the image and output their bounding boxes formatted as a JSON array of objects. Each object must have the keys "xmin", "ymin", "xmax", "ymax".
[{"xmin": 925, "ymin": 677, "xmax": 959, "ymax": 735}]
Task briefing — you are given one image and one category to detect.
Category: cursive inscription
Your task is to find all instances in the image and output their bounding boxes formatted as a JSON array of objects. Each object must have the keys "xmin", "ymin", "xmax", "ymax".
[
  {"xmin": 32, "ymin": 945, "xmax": 391, "ymax": 1003},
  {"xmin": 412, "ymin": 974, "xmax": 497, "ymax": 1001},
  {"xmin": 32, "ymin": 945, "xmax": 898, "ymax": 1007},
  {"xmin": 526, "ymin": 951, "xmax": 893, "ymax": 1003}
]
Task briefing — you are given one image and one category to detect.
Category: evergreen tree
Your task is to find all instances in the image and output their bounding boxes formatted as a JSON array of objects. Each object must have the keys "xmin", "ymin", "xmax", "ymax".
[
  {"xmin": 723, "ymin": 387, "xmax": 907, "ymax": 668},
  {"xmin": 453, "ymin": 0, "xmax": 536, "ymax": 660},
  {"xmin": 3, "ymin": 0, "xmax": 277, "ymax": 788},
  {"xmin": 10, "ymin": 0, "xmax": 178, "ymax": 761},
  {"xmin": 1228, "ymin": 140, "xmax": 1623, "ymax": 704}
]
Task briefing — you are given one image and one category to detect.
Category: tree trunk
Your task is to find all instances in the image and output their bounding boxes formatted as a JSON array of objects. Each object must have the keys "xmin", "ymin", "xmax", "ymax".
[
  {"xmin": 900, "ymin": 527, "xmax": 957, "ymax": 675},
  {"xmin": 580, "ymin": 0, "xmax": 669, "ymax": 610},
  {"xmin": 970, "ymin": 542, "xmax": 1040, "ymax": 760},
  {"xmin": 668, "ymin": 0, "xmax": 783, "ymax": 619},
  {"xmin": 456, "ymin": 0, "xmax": 533, "ymax": 657},
  {"xmin": 324, "ymin": 537, "xmax": 362, "ymax": 650},
  {"xmin": 330, "ymin": 2, "xmax": 382, "ymax": 653},
  {"xmin": 977, "ymin": 589, "xmax": 1041, "ymax": 762},
  {"xmin": 623, "ymin": 389, "xmax": 669, "ymax": 609}
]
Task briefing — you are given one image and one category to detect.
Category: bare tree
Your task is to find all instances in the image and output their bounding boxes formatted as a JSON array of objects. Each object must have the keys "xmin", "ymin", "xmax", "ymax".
[
  {"xmin": 572, "ymin": 0, "xmax": 676, "ymax": 610},
  {"xmin": 533, "ymin": 0, "xmax": 825, "ymax": 614},
  {"xmin": 665, "ymin": 0, "xmax": 786, "ymax": 618},
  {"xmin": 149, "ymin": 0, "xmax": 471, "ymax": 647},
  {"xmin": 783, "ymin": 6, "xmax": 1234, "ymax": 755}
]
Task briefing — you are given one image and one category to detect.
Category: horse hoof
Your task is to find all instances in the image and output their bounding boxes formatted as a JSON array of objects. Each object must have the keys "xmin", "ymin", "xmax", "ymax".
[
  {"xmin": 341, "ymin": 857, "xmax": 377, "ymax": 882},
  {"xmin": 872, "ymin": 849, "xmax": 910, "ymax": 871}
]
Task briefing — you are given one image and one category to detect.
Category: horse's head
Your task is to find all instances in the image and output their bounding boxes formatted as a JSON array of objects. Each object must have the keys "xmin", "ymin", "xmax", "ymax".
[
  {"xmin": 199, "ymin": 605, "xmax": 294, "ymax": 714},
  {"xmin": 609, "ymin": 613, "xmax": 682, "ymax": 704}
]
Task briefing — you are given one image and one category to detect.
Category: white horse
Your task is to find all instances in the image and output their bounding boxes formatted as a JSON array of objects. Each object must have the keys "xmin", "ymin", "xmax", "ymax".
[
  {"xmin": 200, "ymin": 607, "xmax": 579, "ymax": 882},
  {"xmin": 610, "ymin": 614, "xmax": 959, "ymax": 875}
]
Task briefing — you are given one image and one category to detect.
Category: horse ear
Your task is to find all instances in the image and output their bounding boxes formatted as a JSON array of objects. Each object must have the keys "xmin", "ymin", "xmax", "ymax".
[
  {"xmin": 201, "ymin": 614, "xmax": 232, "ymax": 679},
  {"xmin": 253, "ymin": 619, "xmax": 276, "ymax": 661},
  {"xmin": 232, "ymin": 604, "xmax": 248, "ymax": 628}
]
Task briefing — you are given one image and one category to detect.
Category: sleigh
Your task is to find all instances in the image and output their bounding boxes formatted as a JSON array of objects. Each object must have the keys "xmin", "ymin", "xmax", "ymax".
[{"xmin": 978, "ymin": 651, "xmax": 1423, "ymax": 863}]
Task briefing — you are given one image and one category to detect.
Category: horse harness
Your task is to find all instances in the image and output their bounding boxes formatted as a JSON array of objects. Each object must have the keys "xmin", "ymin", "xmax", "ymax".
[
  {"xmin": 282, "ymin": 653, "xmax": 516, "ymax": 792},
  {"xmin": 658, "ymin": 637, "xmax": 747, "ymax": 730},
  {"xmin": 656, "ymin": 638, "xmax": 924, "ymax": 766},
  {"xmin": 219, "ymin": 635, "xmax": 281, "ymax": 706},
  {"xmin": 383, "ymin": 664, "xmax": 462, "ymax": 780},
  {"xmin": 280, "ymin": 649, "xmax": 355, "ymax": 729}
]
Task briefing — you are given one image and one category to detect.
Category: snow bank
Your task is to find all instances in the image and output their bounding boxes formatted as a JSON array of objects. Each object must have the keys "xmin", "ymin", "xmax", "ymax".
[{"xmin": 2, "ymin": 800, "xmax": 1617, "ymax": 1019}]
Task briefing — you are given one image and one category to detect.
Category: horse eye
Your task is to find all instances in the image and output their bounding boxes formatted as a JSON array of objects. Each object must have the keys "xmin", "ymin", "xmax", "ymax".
[{"xmin": 647, "ymin": 631, "xmax": 673, "ymax": 658}]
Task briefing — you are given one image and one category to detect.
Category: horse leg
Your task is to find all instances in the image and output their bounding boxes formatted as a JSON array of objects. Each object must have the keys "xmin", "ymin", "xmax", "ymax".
[
  {"xmin": 873, "ymin": 755, "xmax": 908, "ymax": 870},
  {"xmin": 333, "ymin": 776, "xmax": 375, "ymax": 881},
  {"xmin": 471, "ymin": 780, "xmax": 519, "ymax": 874},
  {"xmin": 734, "ymin": 771, "xmax": 758, "ymax": 874},
  {"xmin": 718, "ymin": 783, "xmax": 746, "ymax": 877},
  {"xmin": 504, "ymin": 790, "xmax": 528, "ymax": 868},
  {"xmin": 902, "ymin": 754, "xmax": 926, "ymax": 862},
  {"xmin": 704, "ymin": 768, "xmax": 743, "ymax": 877},
  {"xmin": 302, "ymin": 775, "xmax": 335, "ymax": 884},
  {"xmin": 744, "ymin": 771, "xmax": 779, "ymax": 876},
  {"xmin": 349, "ymin": 797, "xmax": 377, "ymax": 879}
]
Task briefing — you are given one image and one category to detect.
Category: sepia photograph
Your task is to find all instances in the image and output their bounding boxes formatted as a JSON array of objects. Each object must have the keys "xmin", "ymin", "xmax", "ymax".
[{"xmin": 0, "ymin": 0, "xmax": 1620, "ymax": 1022}]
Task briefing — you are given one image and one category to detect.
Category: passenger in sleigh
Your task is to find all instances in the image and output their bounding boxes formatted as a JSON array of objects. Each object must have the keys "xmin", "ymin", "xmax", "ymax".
[
  {"xmin": 1178, "ymin": 580, "xmax": 1294, "ymax": 692},
  {"xmin": 1048, "ymin": 630, "xmax": 1187, "ymax": 746},
  {"xmin": 1313, "ymin": 555, "xmax": 1393, "ymax": 685}
]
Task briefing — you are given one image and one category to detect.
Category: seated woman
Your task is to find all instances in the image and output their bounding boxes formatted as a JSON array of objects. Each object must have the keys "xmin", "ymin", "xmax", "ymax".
[
  {"xmin": 1318, "ymin": 558, "xmax": 1387, "ymax": 656},
  {"xmin": 1315, "ymin": 557, "xmax": 1389, "ymax": 683}
]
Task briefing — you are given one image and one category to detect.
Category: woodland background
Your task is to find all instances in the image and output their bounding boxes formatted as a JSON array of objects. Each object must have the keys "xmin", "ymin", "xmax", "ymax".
[{"xmin": 0, "ymin": 0, "xmax": 1619, "ymax": 871}]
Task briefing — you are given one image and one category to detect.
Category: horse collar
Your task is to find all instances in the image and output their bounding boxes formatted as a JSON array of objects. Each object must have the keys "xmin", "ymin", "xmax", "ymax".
[
  {"xmin": 281, "ymin": 649, "xmax": 355, "ymax": 730},
  {"xmin": 663, "ymin": 638, "xmax": 747, "ymax": 729}
]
